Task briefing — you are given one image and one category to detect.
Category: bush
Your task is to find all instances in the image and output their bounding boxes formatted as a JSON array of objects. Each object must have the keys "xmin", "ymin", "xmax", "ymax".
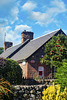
[
  {"xmin": 55, "ymin": 60, "xmax": 67, "ymax": 91},
  {"xmin": 0, "ymin": 58, "xmax": 22, "ymax": 84},
  {"xmin": 42, "ymin": 83, "xmax": 67, "ymax": 100},
  {"xmin": 0, "ymin": 78, "xmax": 14, "ymax": 100},
  {"xmin": 0, "ymin": 47, "xmax": 3, "ymax": 54}
]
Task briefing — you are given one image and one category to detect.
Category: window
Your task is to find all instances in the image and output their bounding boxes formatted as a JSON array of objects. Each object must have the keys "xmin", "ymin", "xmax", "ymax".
[{"xmin": 39, "ymin": 71, "xmax": 42, "ymax": 75}]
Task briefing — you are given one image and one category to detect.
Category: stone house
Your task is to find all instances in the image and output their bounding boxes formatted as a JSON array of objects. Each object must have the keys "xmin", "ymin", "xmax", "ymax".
[{"xmin": 0, "ymin": 29, "xmax": 65, "ymax": 79}]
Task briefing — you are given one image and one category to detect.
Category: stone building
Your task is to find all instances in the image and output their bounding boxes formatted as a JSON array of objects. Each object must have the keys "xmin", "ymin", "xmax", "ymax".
[{"xmin": 0, "ymin": 29, "xmax": 66, "ymax": 79}]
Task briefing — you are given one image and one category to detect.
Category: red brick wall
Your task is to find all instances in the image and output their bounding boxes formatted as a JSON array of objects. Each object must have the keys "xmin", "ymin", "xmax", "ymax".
[
  {"xmin": 26, "ymin": 62, "xmax": 52, "ymax": 79},
  {"xmin": 19, "ymin": 44, "xmax": 52, "ymax": 79},
  {"xmin": 27, "ymin": 62, "xmax": 38, "ymax": 78}
]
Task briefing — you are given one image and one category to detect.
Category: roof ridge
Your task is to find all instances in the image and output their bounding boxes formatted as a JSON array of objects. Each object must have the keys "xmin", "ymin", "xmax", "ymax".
[{"xmin": 31, "ymin": 28, "xmax": 60, "ymax": 42}]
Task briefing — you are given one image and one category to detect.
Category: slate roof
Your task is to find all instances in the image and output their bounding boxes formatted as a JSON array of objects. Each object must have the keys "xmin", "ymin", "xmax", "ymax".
[
  {"xmin": 0, "ymin": 43, "xmax": 22, "ymax": 58},
  {"xmin": 0, "ymin": 28, "xmax": 65, "ymax": 61}
]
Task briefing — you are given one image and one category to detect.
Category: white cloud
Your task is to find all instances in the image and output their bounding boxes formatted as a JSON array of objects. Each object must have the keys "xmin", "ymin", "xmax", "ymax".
[
  {"xmin": 11, "ymin": 6, "xmax": 19, "ymax": 24},
  {"xmin": 0, "ymin": 0, "xmax": 19, "ymax": 26},
  {"xmin": 32, "ymin": 0, "xmax": 66, "ymax": 26},
  {"xmin": 31, "ymin": 11, "xmax": 54, "ymax": 26},
  {"xmin": 0, "ymin": 24, "xmax": 32, "ymax": 47},
  {"xmin": 0, "ymin": 19, "xmax": 8, "ymax": 26},
  {"xmin": 51, "ymin": 0, "xmax": 66, "ymax": 11},
  {"xmin": 15, "ymin": 25, "xmax": 32, "ymax": 33},
  {"xmin": 7, "ymin": 25, "xmax": 32, "ymax": 45},
  {"xmin": 22, "ymin": 1, "xmax": 36, "ymax": 11},
  {"xmin": 22, "ymin": 0, "xmax": 67, "ymax": 26}
]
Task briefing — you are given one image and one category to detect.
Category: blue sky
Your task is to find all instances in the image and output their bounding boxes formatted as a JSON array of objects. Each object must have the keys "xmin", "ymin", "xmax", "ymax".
[{"xmin": 0, "ymin": 0, "xmax": 67, "ymax": 47}]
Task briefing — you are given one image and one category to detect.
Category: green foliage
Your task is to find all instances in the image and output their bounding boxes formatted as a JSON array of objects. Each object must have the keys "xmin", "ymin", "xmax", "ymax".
[
  {"xmin": 0, "ymin": 47, "xmax": 3, "ymax": 54},
  {"xmin": 0, "ymin": 57, "xmax": 6, "ymax": 68},
  {"xmin": 42, "ymin": 82, "xmax": 67, "ymax": 100},
  {"xmin": 0, "ymin": 58, "xmax": 22, "ymax": 84},
  {"xmin": 41, "ymin": 34, "xmax": 67, "ymax": 67},
  {"xmin": 0, "ymin": 78, "xmax": 14, "ymax": 100},
  {"xmin": 0, "ymin": 57, "xmax": 6, "ymax": 78},
  {"xmin": 55, "ymin": 60, "xmax": 67, "ymax": 91},
  {"xmin": 41, "ymin": 34, "xmax": 67, "ymax": 91}
]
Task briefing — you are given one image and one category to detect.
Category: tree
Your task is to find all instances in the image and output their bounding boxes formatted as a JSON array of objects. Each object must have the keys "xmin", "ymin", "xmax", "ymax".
[
  {"xmin": 0, "ymin": 58, "xmax": 22, "ymax": 84},
  {"xmin": 41, "ymin": 33, "xmax": 67, "ymax": 90},
  {"xmin": 0, "ymin": 57, "xmax": 6, "ymax": 78},
  {"xmin": 55, "ymin": 60, "xmax": 67, "ymax": 91},
  {"xmin": 0, "ymin": 47, "xmax": 4, "ymax": 54},
  {"xmin": 41, "ymin": 34, "xmax": 67, "ymax": 67}
]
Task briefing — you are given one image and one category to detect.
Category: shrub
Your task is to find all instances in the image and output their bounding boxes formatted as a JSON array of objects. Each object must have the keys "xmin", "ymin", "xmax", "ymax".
[
  {"xmin": 0, "ymin": 47, "xmax": 3, "ymax": 54},
  {"xmin": 42, "ymin": 83, "xmax": 67, "ymax": 100},
  {"xmin": 0, "ymin": 58, "xmax": 22, "ymax": 84},
  {"xmin": 0, "ymin": 78, "xmax": 14, "ymax": 100},
  {"xmin": 55, "ymin": 60, "xmax": 67, "ymax": 91}
]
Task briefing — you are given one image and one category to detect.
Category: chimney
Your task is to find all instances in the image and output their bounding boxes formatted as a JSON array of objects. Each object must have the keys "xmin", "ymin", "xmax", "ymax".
[
  {"xmin": 4, "ymin": 42, "xmax": 13, "ymax": 51},
  {"xmin": 21, "ymin": 30, "xmax": 34, "ymax": 43}
]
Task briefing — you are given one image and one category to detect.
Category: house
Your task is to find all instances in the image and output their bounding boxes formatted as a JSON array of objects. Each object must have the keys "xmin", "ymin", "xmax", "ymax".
[{"xmin": 0, "ymin": 28, "xmax": 66, "ymax": 79}]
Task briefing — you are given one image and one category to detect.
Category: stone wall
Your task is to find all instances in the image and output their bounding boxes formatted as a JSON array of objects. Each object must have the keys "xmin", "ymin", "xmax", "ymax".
[{"xmin": 13, "ymin": 84, "xmax": 48, "ymax": 100}]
